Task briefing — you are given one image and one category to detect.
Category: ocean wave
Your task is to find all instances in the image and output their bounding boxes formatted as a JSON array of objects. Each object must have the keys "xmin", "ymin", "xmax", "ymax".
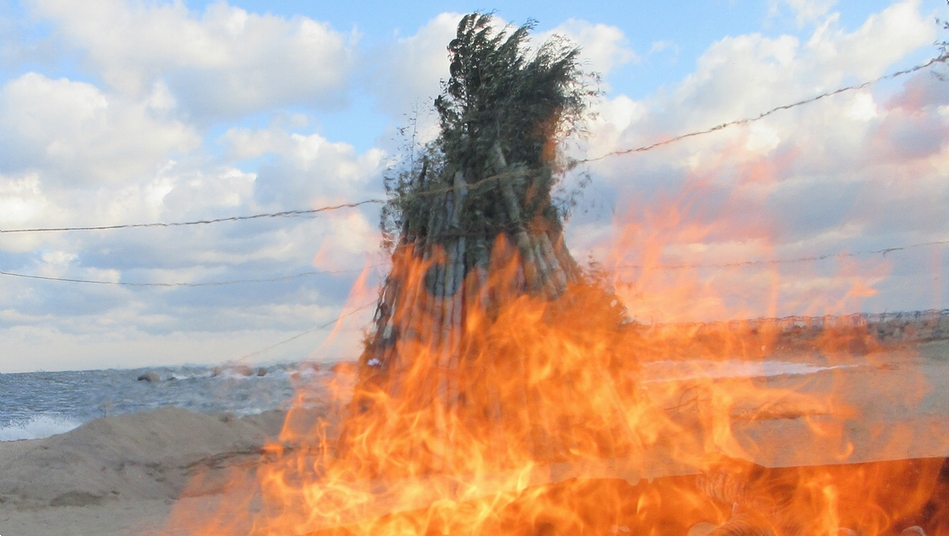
[{"xmin": 0, "ymin": 414, "xmax": 84, "ymax": 441}]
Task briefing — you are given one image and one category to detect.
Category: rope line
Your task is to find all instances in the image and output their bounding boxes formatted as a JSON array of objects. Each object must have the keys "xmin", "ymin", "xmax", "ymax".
[
  {"xmin": 615, "ymin": 240, "xmax": 949, "ymax": 271},
  {"xmin": 0, "ymin": 200, "xmax": 384, "ymax": 234},
  {"xmin": 580, "ymin": 53, "xmax": 949, "ymax": 163},
  {"xmin": 0, "ymin": 268, "xmax": 362, "ymax": 287},
  {"xmin": 1, "ymin": 54, "xmax": 945, "ymax": 236},
  {"xmin": 238, "ymin": 301, "xmax": 376, "ymax": 361},
  {"xmin": 2, "ymin": 240, "xmax": 945, "ymax": 287}
]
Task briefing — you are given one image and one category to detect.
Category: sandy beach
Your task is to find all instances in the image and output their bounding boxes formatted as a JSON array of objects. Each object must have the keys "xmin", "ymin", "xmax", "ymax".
[
  {"xmin": 0, "ymin": 406, "xmax": 275, "ymax": 535},
  {"xmin": 3, "ymin": 341, "xmax": 949, "ymax": 535}
]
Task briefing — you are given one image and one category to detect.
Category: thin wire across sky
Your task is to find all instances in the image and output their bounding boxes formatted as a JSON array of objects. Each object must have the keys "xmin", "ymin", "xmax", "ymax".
[{"xmin": 1, "ymin": 53, "xmax": 947, "ymax": 289}]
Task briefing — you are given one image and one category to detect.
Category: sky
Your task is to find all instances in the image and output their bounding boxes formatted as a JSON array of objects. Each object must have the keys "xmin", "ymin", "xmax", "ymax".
[{"xmin": 0, "ymin": 0, "xmax": 947, "ymax": 372}]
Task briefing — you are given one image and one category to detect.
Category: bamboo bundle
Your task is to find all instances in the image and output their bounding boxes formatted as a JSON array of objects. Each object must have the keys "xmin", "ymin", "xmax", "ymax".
[
  {"xmin": 340, "ymin": 13, "xmax": 636, "ymax": 476},
  {"xmin": 354, "ymin": 150, "xmax": 581, "ymax": 454}
]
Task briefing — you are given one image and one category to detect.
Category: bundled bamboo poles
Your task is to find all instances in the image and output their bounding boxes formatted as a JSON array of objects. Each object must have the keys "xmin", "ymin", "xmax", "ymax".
[
  {"xmin": 338, "ymin": 13, "xmax": 638, "ymax": 477},
  {"xmin": 350, "ymin": 160, "xmax": 586, "ymax": 471}
]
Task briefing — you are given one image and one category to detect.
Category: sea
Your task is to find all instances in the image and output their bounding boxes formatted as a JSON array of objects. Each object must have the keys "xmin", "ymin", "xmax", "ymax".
[
  {"xmin": 0, "ymin": 363, "xmax": 337, "ymax": 442},
  {"xmin": 0, "ymin": 357, "xmax": 855, "ymax": 442}
]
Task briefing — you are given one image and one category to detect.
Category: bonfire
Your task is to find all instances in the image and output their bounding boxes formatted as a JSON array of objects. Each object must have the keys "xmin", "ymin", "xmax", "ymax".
[
  {"xmin": 345, "ymin": 12, "xmax": 640, "ymax": 475},
  {"xmin": 163, "ymin": 13, "xmax": 949, "ymax": 536}
]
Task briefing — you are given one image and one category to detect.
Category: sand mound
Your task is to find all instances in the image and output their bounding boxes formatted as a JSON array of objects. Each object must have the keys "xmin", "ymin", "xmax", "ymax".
[{"xmin": 0, "ymin": 407, "xmax": 282, "ymax": 508}]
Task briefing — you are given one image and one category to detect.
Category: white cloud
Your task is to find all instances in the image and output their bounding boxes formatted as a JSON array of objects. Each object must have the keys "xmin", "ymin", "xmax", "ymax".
[
  {"xmin": 367, "ymin": 12, "xmax": 459, "ymax": 123},
  {"xmin": 586, "ymin": 0, "xmax": 939, "ymax": 167},
  {"xmin": 666, "ymin": 33, "xmax": 802, "ymax": 129},
  {"xmin": 649, "ymin": 41, "xmax": 674, "ymax": 54},
  {"xmin": 0, "ymin": 321, "xmax": 371, "ymax": 372},
  {"xmin": 570, "ymin": 0, "xmax": 949, "ymax": 319},
  {"xmin": 37, "ymin": 250, "xmax": 77, "ymax": 277},
  {"xmin": 542, "ymin": 19, "xmax": 638, "ymax": 77},
  {"xmin": 846, "ymin": 92, "xmax": 878, "ymax": 121},
  {"xmin": 0, "ymin": 72, "xmax": 199, "ymax": 185},
  {"xmin": 217, "ymin": 123, "xmax": 387, "ymax": 270},
  {"xmin": 223, "ymin": 126, "xmax": 292, "ymax": 161},
  {"xmin": 2, "ymin": 2, "xmax": 947, "ymax": 371},
  {"xmin": 0, "ymin": 172, "xmax": 47, "ymax": 226},
  {"xmin": 222, "ymin": 124, "xmax": 387, "ymax": 203},
  {"xmin": 617, "ymin": 0, "xmax": 934, "ymax": 143},
  {"xmin": 26, "ymin": 0, "xmax": 356, "ymax": 120},
  {"xmin": 806, "ymin": 0, "xmax": 934, "ymax": 82},
  {"xmin": 155, "ymin": 165, "xmax": 258, "ymax": 219},
  {"xmin": 745, "ymin": 122, "xmax": 781, "ymax": 154},
  {"xmin": 771, "ymin": 0, "xmax": 838, "ymax": 26}
]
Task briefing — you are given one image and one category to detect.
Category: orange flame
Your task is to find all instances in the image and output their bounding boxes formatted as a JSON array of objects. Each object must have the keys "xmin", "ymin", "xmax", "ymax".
[{"xmin": 161, "ymin": 201, "xmax": 949, "ymax": 536}]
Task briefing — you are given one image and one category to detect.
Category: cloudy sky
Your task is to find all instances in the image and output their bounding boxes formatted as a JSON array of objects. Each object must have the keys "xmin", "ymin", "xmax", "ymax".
[{"xmin": 0, "ymin": 0, "xmax": 947, "ymax": 372}]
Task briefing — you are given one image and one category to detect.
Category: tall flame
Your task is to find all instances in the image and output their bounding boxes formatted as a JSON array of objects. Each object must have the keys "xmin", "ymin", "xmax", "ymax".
[{"xmin": 161, "ymin": 213, "xmax": 949, "ymax": 536}]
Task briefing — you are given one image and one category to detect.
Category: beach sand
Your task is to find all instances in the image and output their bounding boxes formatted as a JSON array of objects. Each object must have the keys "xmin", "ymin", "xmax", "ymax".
[{"xmin": 3, "ymin": 341, "xmax": 949, "ymax": 535}]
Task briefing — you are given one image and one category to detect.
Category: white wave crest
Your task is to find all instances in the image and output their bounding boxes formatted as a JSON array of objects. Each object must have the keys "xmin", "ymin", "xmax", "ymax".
[{"xmin": 0, "ymin": 415, "xmax": 84, "ymax": 441}]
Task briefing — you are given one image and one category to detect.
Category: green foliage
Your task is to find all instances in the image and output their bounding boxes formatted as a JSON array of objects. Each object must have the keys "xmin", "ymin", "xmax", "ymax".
[
  {"xmin": 381, "ymin": 12, "xmax": 598, "ymax": 250},
  {"xmin": 436, "ymin": 13, "xmax": 589, "ymax": 174}
]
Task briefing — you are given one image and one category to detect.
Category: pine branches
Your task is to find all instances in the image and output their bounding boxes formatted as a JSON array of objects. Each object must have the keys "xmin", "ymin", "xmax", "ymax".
[{"xmin": 384, "ymin": 12, "xmax": 596, "ymax": 245}]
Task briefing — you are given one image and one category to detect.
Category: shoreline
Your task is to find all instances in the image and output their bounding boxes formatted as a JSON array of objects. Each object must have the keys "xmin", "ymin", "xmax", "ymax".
[
  {"xmin": 2, "ymin": 341, "xmax": 948, "ymax": 535},
  {"xmin": 0, "ymin": 360, "xmax": 359, "ymax": 443},
  {"xmin": 0, "ymin": 406, "xmax": 332, "ymax": 536}
]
